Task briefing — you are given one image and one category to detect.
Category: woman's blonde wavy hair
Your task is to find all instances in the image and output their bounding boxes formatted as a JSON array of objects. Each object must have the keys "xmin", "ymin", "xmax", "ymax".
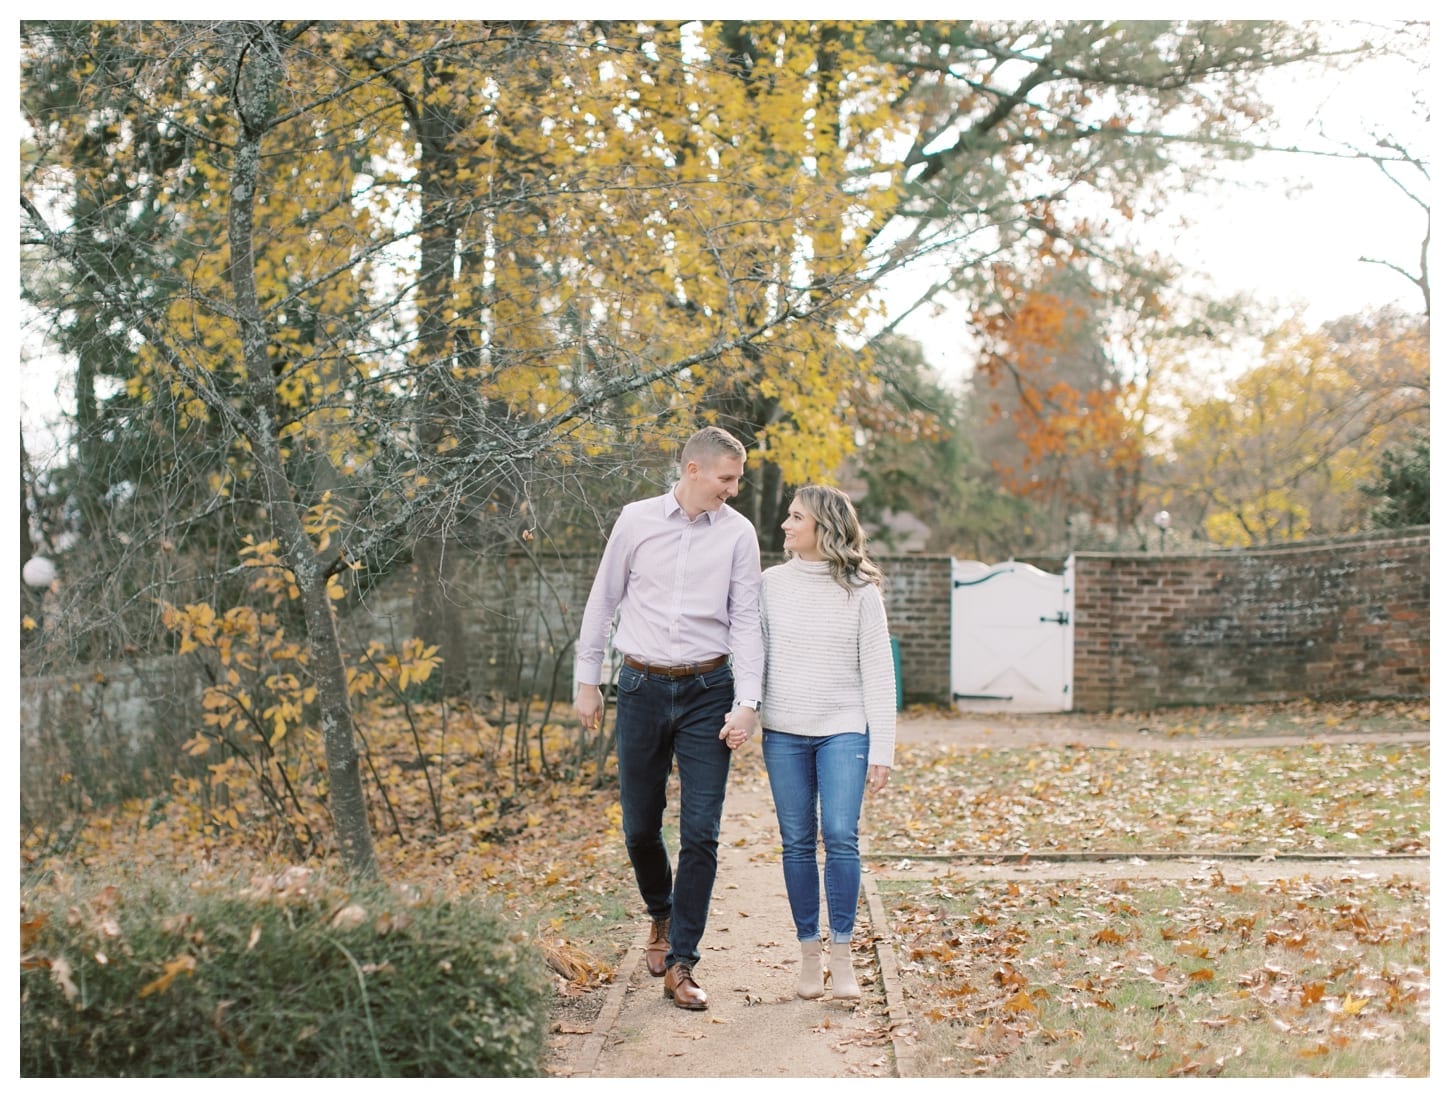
[{"xmin": 790, "ymin": 485, "xmax": 883, "ymax": 593}]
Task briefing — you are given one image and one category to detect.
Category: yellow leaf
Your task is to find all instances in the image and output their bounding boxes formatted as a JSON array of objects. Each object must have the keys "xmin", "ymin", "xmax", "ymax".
[
  {"xmin": 22, "ymin": 616, "xmax": 37, "ymax": 631},
  {"xmin": 1340, "ymin": 995, "xmax": 1369, "ymax": 1015}
]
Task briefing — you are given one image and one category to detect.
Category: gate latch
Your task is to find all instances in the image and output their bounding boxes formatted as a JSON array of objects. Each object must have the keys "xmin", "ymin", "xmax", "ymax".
[{"xmin": 1040, "ymin": 611, "xmax": 1070, "ymax": 626}]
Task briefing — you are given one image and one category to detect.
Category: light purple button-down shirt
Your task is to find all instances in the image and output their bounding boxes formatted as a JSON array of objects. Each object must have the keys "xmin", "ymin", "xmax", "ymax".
[{"xmin": 574, "ymin": 487, "xmax": 763, "ymax": 704}]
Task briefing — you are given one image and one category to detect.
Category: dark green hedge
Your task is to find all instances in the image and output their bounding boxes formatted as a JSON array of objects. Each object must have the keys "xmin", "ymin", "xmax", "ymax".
[{"xmin": 21, "ymin": 874, "xmax": 549, "ymax": 1076}]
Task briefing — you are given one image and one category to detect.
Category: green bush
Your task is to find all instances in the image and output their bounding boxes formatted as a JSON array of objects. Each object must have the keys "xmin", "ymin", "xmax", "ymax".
[{"xmin": 20, "ymin": 871, "xmax": 549, "ymax": 1076}]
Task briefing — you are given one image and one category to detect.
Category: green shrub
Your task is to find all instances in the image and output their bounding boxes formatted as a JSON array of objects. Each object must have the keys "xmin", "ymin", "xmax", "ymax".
[{"xmin": 20, "ymin": 870, "xmax": 549, "ymax": 1077}]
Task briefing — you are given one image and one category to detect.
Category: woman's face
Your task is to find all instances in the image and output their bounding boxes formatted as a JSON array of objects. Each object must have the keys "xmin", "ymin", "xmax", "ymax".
[{"xmin": 781, "ymin": 497, "xmax": 822, "ymax": 560}]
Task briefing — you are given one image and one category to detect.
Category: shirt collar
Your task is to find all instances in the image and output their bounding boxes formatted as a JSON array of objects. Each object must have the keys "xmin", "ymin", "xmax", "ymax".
[{"xmin": 665, "ymin": 483, "xmax": 720, "ymax": 525}]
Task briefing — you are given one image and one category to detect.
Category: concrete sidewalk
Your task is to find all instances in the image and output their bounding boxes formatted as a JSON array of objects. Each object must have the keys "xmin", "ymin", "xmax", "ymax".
[{"xmin": 560, "ymin": 750, "xmax": 910, "ymax": 1078}]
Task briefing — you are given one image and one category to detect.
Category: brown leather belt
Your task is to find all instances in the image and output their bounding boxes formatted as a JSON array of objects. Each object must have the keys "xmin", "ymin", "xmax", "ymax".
[{"xmin": 622, "ymin": 654, "xmax": 729, "ymax": 678}]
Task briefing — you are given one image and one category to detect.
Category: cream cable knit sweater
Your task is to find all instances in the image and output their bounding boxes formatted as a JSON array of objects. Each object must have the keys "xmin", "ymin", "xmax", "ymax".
[{"xmin": 759, "ymin": 557, "xmax": 897, "ymax": 767}]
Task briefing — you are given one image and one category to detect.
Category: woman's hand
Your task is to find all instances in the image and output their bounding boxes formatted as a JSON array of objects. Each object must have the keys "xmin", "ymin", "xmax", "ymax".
[
  {"xmin": 867, "ymin": 764, "xmax": 891, "ymax": 794},
  {"xmin": 719, "ymin": 707, "xmax": 759, "ymax": 750}
]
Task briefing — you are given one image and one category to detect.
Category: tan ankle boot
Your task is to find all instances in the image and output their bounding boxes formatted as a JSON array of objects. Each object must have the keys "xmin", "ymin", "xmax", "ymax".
[
  {"xmin": 829, "ymin": 942, "xmax": 860, "ymax": 1000},
  {"xmin": 797, "ymin": 939, "xmax": 824, "ymax": 999}
]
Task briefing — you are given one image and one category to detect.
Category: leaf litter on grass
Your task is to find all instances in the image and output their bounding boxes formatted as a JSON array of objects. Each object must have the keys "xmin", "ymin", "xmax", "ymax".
[
  {"xmin": 878, "ymin": 868, "xmax": 1429, "ymax": 1077},
  {"xmin": 867, "ymin": 740, "xmax": 1428, "ymax": 857}
]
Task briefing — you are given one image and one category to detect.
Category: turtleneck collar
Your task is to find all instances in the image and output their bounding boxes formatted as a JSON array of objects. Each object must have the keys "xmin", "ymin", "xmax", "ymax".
[{"xmin": 788, "ymin": 556, "xmax": 833, "ymax": 573}]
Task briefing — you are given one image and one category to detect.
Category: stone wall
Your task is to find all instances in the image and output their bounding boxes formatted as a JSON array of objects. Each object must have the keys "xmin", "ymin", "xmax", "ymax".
[
  {"xmin": 1071, "ymin": 530, "xmax": 1430, "ymax": 711},
  {"xmin": 19, "ymin": 654, "xmax": 206, "ymax": 822}
]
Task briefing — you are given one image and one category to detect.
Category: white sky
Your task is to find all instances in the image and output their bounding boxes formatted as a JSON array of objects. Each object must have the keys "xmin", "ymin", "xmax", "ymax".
[
  {"xmin": 889, "ymin": 23, "xmax": 1431, "ymax": 381},
  {"xmin": 1170, "ymin": 33, "xmax": 1429, "ymax": 323}
]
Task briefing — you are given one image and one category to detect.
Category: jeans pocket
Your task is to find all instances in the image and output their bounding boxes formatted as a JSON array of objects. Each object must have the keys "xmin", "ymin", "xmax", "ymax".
[
  {"xmin": 616, "ymin": 665, "xmax": 645, "ymax": 694},
  {"xmin": 699, "ymin": 664, "xmax": 734, "ymax": 692}
]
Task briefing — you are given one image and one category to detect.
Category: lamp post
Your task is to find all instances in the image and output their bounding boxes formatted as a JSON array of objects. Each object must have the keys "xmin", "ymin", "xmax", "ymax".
[
  {"xmin": 22, "ymin": 555, "xmax": 56, "ymax": 647},
  {"xmin": 1152, "ymin": 510, "xmax": 1171, "ymax": 554}
]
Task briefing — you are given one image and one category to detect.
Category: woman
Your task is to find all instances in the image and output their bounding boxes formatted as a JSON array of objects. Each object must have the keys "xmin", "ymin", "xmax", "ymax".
[{"xmin": 758, "ymin": 485, "xmax": 896, "ymax": 1000}]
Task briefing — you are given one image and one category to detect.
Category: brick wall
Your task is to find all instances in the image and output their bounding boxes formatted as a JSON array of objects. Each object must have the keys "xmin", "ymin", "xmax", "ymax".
[
  {"xmin": 1071, "ymin": 530, "xmax": 1430, "ymax": 711},
  {"xmin": 353, "ymin": 551, "xmax": 954, "ymax": 706},
  {"xmin": 879, "ymin": 554, "xmax": 953, "ymax": 704}
]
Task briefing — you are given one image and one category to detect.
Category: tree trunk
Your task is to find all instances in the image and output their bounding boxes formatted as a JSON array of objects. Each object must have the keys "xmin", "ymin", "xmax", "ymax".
[
  {"xmin": 405, "ymin": 51, "xmax": 475, "ymax": 698},
  {"xmin": 225, "ymin": 22, "xmax": 378, "ymax": 878}
]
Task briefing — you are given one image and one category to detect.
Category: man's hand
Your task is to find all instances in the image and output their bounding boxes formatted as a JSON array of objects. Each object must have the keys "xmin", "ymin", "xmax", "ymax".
[
  {"xmin": 718, "ymin": 706, "xmax": 759, "ymax": 750},
  {"xmin": 575, "ymin": 683, "xmax": 604, "ymax": 732},
  {"xmin": 867, "ymin": 765, "xmax": 891, "ymax": 794}
]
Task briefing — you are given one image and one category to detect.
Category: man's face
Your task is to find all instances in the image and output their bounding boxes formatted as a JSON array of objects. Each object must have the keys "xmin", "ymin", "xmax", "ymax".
[{"xmin": 680, "ymin": 452, "xmax": 745, "ymax": 515}]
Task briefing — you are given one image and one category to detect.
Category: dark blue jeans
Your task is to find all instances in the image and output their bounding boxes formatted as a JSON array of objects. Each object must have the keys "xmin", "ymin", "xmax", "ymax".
[{"xmin": 613, "ymin": 661, "xmax": 734, "ymax": 968}]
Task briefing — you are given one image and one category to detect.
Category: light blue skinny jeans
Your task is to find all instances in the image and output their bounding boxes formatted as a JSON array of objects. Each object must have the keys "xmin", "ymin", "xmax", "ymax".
[{"xmin": 761, "ymin": 729, "xmax": 869, "ymax": 943}]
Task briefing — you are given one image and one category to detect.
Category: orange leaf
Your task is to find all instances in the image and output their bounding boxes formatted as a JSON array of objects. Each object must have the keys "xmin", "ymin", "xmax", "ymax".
[
  {"xmin": 1001, "ymin": 990, "xmax": 1039, "ymax": 1015},
  {"xmin": 138, "ymin": 953, "xmax": 197, "ymax": 998},
  {"xmin": 21, "ymin": 913, "xmax": 49, "ymax": 951}
]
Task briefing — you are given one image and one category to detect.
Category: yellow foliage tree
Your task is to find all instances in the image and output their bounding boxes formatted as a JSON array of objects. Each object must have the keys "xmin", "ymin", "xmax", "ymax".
[{"xmin": 1166, "ymin": 312, "xmax": 1428, "ymax": 546}]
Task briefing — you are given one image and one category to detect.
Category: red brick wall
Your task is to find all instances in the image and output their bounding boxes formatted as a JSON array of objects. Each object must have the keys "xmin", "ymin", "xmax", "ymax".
[
  {"xmin": 879, "ymin": 554, "xmax": 953, "ymax": 704},
  {"xmin": 1070, "ymin": 531, "xmax": 1429, "ymax": 711}
]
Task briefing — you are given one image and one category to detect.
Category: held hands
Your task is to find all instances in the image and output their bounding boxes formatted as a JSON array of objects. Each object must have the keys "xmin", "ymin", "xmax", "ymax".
[
  {"xmin": 867, "ymin": 764, "xmax": 891, "ymax": 795},
  {"xmin": 575, "ymin": 683, "xmax": 604, "ymax": 733},
  {"xmin": 718, "ymin": 706, "xmax": 759, "ymax": 750}
]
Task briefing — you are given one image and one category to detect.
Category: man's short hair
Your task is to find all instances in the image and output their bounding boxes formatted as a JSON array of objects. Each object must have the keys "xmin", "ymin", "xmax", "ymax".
[{"xmin": 681, "ymin": 426, "xmax": 746, "ymax": 468}]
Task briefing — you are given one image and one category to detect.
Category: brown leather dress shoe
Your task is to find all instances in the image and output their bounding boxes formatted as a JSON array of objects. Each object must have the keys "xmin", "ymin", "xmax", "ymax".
[
  {"xmin": 664, "ymin": 962, "xmax": 708, "ymax": 1010},
  {"xmin": 645, "ymin": 916, "xmax": 670, "ymax": 978}
]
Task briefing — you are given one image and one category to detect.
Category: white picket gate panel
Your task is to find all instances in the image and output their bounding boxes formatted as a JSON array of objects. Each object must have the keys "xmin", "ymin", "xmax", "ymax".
[{"xmin": 950, "ymin": 558, "xmax": 1074, "ymax": 712}]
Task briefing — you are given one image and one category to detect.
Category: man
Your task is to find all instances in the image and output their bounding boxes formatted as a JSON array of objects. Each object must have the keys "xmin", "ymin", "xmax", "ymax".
[{"xmin": 574, "ymin": 426, "xmax": 763, "ymax": 1011}]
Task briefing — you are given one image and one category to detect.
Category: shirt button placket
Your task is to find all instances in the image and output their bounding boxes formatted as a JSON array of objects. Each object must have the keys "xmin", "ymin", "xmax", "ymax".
[{"xmin": 670, "ymin": 521, "xmax": 692, "ymax": 663}]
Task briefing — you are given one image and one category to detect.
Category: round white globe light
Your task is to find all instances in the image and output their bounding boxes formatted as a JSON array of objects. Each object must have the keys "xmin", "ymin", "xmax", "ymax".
[{"xmin": 22, "ymin": 556, "xmax": 57, "ymax": 589}]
